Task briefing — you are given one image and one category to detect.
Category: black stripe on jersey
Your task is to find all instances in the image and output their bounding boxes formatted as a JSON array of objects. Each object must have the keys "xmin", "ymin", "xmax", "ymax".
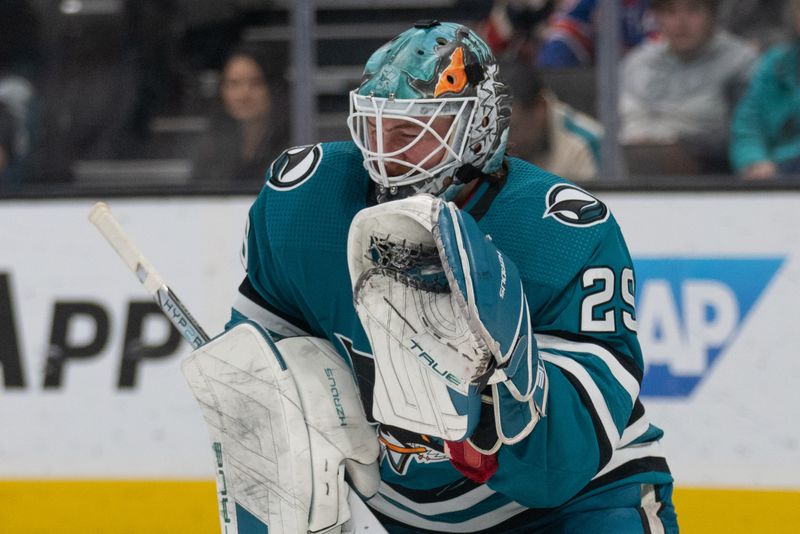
[
  {"xmin": 366, "ymin": 509, "xmax": 447, "ymax": 534},
  {"xmin": 496, "ymin": 461, "xmax": 671, "ymax": 533},
  {"xmin": 482, "ymin": 506, "xmax": 555, "ymax": 533},
  {"xmin": 627, "ymin": 398, "xmax": 645, "ymax": 427},
  {"xmin": 538, "ymin": 330, "xmax": 644, "ymax": 384},
  {"xmin": 465, "ymin": 172, "xmax": 507, "ymax": 222},
  {"xmin": 558, "ymin": 366, "xmax": 613, "ymax": 470},
  {"xmin": 383, "ymin": 477, "xmax": 481, "ymax": 504},
  {"xmin": 373, "ymin": 464, "xmax": 671, "ymax": 534},
  {"xmin": 578, "ymin": 456, "xmax": 671, "ymax": 497},
  {"xmin": 639, "ymin": 507, "xmax": 653, "ymax": 534},
  {"xmin": 335, "ymin": 334, "xmax": 377, "ymax": 423},
  {"xmin": 238, "ymin": 277, "xmax": 314, "ymax": 334},
  {"xmin": 653, "ymin": 486, "xmax": 665, "ymax": 520},
  {"xmin": 369, "ymin": 504, "xmax": 555, "ymax": 534}
]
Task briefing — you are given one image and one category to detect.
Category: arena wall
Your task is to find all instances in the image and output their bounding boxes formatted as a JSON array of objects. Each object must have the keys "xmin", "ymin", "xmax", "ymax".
[{"xmin": 1, "ymin": 193, "xmax": 798, "ymax": 532}]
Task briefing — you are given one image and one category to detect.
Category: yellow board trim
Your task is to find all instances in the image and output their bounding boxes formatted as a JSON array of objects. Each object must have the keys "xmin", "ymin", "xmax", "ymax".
[
  {"xmin": 1, "ymin": 481, "xmax": 799, "ymax": 533},
  {"xmin": 673, "ymin": 487, "xmax": 800, "ymax": 533},
  {"xmin": 0, "ymin": 480, "xmax": 219, "ymax": 534}
]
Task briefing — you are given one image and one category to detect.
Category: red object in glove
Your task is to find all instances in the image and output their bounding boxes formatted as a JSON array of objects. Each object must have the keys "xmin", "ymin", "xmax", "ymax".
[{"xmin": 445, "ymin": 440, "xmax": 499, "ymax": 484}]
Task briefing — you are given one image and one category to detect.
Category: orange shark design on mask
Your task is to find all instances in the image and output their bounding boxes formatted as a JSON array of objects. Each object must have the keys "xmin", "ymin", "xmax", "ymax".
[{"xmin": 434, "ymin": 47, "xmax": 468, "ymax": 97}]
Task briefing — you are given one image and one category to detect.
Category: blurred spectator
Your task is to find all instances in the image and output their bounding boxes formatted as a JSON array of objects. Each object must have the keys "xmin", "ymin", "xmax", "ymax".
[
  {"xmin": 537, "ymin": 0, "xmax": 654, "ymax": 67},
  {"xmin": 34, "ymin": 3, "xmax": 139, "ymax": 182},
  {"xmin": 125, "ymin": 0, "xmax": 185, "ymax": 147},
  {"xmin": 505, "ymin": 63, "xmax": 601, "ymax": 181},
  {"xmin": 0, "ymin": 0, "xmax": 42, "ymax": 186},
  {"xmin": 730, "ymin": 0, "xmax": 800, "ymax": 179},
  {"xmin": 620, "ymin": 0, "xmax": 757, "ymax": 173},
  {"xmin": 0, "ymin": 103, "xmax": 18, "ymax": 181},
  {"xmin": 0, "ymin": 0, "xmax": 44, "ymax": 82},
  {"xmin": 479, "ymin": 0, "xmax": 556, "ymax": 65},
  {"xmin": 0, "ymin": 76, "xmax": 35, "ymax": 185},
  {"xmin": 719, "ymin": 0, "xmax": 787, "ymax": 51},
  {"xmin": 192, "ymin": 45, "xmax": 288, "ymax": 184}
]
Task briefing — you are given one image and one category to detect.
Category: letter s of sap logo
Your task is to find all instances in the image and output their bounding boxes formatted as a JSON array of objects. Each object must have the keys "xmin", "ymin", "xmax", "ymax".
[{"xmin": 634, "ymin": 258, "xmax": 784, "ymax": 398}]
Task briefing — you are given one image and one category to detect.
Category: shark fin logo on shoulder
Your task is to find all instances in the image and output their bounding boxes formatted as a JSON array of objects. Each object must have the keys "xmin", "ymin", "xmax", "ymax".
[
  {"xmin": 543, "ymin": 183, "xmax": 609, "ymax": 227},
  {"xmin": 268, "ymin": 144, "xmax": 323, "ymax": 191}
]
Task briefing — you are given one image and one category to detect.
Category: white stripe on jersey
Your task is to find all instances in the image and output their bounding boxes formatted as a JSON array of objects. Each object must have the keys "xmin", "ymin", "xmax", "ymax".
[
  {"xmin": 377, "ymin": 482, "xmax": 496, "ymax": 515},
  {"xmin": 367, "ymin": 493, "xmax": 527, "ymax": 533},
  {"xmin": 540, "ymin": 352, "xmax": 621, "ymax": 447},
  {"xmin": 619, "ymin": 414, "xmax": 650, "ymax": 448},
  {"xmin": 535, "ymin": 334, "xmax": 640, "ymax": 405},
  {"xmin": 640, "ymin": 484, "xmax": 666, "ymax": 534},
  {"xmin": 232, "ymin": 293, "xmax": 311, "ymax": 337},
  {"xmin": 592, "ymin": 439, "xmax": 665, "ymax": 481}
]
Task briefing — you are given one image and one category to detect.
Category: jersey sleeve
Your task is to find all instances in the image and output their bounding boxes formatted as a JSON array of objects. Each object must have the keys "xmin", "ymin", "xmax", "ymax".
[
  {"xmin": 486, "ymin": 217, "xmax": 645, "ymax": 508},
  {"xmin": 227, "ymin": 178, "xmax": 316, "ymax": 340},
  {"xmin": 226, "ymin": 142, "xmax": 367, "ymax": 342}
]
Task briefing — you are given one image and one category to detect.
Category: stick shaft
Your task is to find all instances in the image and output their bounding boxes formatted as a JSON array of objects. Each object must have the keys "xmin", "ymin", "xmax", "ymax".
[{"xmin": 89, "ymin": 202, "xmax": 210, "ymax": 348}]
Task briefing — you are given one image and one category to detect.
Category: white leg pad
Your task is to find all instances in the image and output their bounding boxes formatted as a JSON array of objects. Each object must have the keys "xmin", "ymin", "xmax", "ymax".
[{"xmin": 181, "ymin": 323, "xmax": 380, "ymax": 534}]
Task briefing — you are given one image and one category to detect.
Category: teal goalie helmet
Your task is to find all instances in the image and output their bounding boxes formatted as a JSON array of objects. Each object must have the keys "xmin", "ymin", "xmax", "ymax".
[{"xmin": 348, "ymin": 21, "xmax": 512, "ymax": 197}]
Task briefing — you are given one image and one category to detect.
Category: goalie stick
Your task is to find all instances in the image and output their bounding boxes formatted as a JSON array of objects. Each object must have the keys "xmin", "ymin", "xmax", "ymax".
[
  {"xmin": 88, "ymin": 201, "xmax": 387, "ymax": 534},
  {"xmin": 89, "ymin": 201, "xmax": 209, "ymax": 348}
]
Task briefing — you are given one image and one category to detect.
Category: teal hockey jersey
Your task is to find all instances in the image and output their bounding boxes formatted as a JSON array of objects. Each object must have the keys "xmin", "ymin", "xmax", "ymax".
[{"xmin": 231, "ymin": 141, "xmax": 673, "ymax": 533}]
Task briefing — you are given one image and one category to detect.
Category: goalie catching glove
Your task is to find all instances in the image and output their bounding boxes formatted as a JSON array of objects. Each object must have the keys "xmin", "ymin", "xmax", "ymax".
[
  {"xmin": 181, "ymin": 323, "xmax": 381, "ymax": 534},
  {"xmin": 347, "ymin": 194, "xmax": 548, "ymax": 444}
]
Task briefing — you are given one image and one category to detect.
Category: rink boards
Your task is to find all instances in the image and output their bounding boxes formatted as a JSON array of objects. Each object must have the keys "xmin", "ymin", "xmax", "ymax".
[{"xmin": 1, "ymin": 192, "xmax": 799, "ymax": 532}]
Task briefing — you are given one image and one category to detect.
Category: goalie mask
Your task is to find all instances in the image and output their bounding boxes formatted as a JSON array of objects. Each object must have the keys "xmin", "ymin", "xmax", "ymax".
[{"xmin": 348, "ymin": 21, "xmax": 512, "ymax": 200}]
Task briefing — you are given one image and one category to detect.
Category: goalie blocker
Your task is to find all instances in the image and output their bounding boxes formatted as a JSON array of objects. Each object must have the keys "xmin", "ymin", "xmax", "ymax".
[
  {"xmin": 347, "ymin": 195, "xmax": 548, "ymax": 448},
  {"xmin": 182, "ymin": 322, "xmax": 382, "ymax": 534}
]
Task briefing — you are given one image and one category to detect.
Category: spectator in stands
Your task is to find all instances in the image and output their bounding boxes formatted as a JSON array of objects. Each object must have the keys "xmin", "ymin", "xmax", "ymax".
[
  {"xmin": 192, "ymin": 45, "xmax": 288, "ymax": 183},
  {"xmin": 34, "ymin": 5, "xmax": 139, "ymax": 183},
  {"xmin": 125, "ymin": 0, "xmax": 184, "ymax": 149},
  {"xmin": 620, "ymin": 0, "xmax": 757, "ymax": 173},
  {"xmin": 481, "ymin": 0, "xmax": 654, "ymax": 68},
  {"xmin": 719, "ymin": 0, "xmax": 787, "ymax": 51},
  {"xmin": 0, "ymin": 102, "xmax": 17, "ymax": 182},
  {"xmin": 0, "ymin": 0, "xmax": 41, "ymax": 185},
  {"xmin": 730, "ymin": 0, "xmax": 800, "ymax": 179},
  {"xmin": 0, "ymin": 0, "xmax": 43, "ymax": 83},
  {"xmin": 479, "ymin": 0, "xmax": 556, "ymax": 65},
  {"xmin": 0, "ymin": 78, "xmax": 35, "ymax": 185},
  {"xmin": 537, "ymin": 0, "xmax": 653, "ymax": 68},
  {"xmin": 505, "ymin": 62, "xmax": 601, "ymax": 181}
]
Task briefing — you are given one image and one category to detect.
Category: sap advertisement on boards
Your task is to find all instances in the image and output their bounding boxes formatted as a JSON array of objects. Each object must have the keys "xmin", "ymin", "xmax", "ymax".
[{"xmin": 0, "ymin": 193, "xmax": 797, "ymax": 488}]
